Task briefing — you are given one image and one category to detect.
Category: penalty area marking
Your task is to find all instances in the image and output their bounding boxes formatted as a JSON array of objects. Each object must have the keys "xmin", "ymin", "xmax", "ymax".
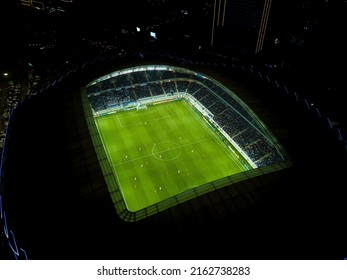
[{"xmin": 117, "ymin": 115, "xmax": 173, "ymax": 128}]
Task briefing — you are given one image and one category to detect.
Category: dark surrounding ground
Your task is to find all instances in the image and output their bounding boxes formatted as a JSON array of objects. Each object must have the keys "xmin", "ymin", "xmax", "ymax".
[
  {"xmin": 1, "ymin": 52, "xmax": 346, "ymax": 260},
  {"xmin": 1, "ymin": 0, "xmax": 346, "ymax": 261}
]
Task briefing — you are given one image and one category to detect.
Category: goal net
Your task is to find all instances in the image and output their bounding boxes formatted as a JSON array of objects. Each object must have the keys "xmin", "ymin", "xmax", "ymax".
[{"xmin": 136, "ymin": 105, "xmax": 148, "ymax": 111}]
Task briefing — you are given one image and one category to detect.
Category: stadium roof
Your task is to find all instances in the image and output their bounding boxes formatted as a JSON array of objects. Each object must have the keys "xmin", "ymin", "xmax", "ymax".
[{"xmin": 1, "ymin": 51, "xmax": 346, "ymax": 260}]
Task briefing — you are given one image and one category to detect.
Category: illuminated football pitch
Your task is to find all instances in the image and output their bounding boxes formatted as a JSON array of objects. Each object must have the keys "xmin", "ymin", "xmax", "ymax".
[{"xmin": 95, "ymin": 99, "xmax": 248, "ymax": 212}]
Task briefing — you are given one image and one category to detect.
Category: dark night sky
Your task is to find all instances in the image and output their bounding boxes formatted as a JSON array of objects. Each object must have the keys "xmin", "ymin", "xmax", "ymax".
[{"xmin": 0, "ymin": 0, "xmax": 346, "ymax": 135}]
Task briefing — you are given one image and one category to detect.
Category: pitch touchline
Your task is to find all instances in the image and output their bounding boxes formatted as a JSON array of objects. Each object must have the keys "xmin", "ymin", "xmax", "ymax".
[
  {"xmin": 179, "ymin": 185, "xmax": 196, "ymax": 194},
  {"xmin": 96, "ymin": 120, "xmax": 129, "ymax": 208},
  {"xmin": 182, "ymin": 101, "xmax": 245, "ymax": 170}
]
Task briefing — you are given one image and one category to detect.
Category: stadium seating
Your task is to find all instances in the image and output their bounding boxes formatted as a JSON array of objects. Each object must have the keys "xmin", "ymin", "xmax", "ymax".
[{"xmin": 86, "ymin": 66, "xmax": 285, "ymax": 168}]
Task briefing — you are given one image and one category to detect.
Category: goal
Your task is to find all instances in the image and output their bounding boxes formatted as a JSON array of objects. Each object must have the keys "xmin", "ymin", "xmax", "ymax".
[{"xmin": 136, "ymin": 105, "xmax": 148, "ymax": 111}]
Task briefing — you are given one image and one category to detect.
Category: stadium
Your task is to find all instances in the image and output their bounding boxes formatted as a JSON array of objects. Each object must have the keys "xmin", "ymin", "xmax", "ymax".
[
  {"xmin": 0, "ymin": 51, "xmax": 346, "ymax": 260},
  {"xmin": 84, "ymin": 65, "xmax": 290, "ymax": 221}
]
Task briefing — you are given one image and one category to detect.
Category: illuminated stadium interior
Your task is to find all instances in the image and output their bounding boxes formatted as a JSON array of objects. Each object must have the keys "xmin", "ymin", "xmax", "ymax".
[
  {"xmin": 83, "ymin": 65, "xmax": 291, "ymax": 222},
  {"xmin": 1, "ymin": 51, "xmax": 346, "ymax": 260}
]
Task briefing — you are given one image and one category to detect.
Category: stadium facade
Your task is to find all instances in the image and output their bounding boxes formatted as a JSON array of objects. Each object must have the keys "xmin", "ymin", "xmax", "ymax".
[{"xmin": 0, "ymin": 51, "xmax": 346, "ymax": 260}]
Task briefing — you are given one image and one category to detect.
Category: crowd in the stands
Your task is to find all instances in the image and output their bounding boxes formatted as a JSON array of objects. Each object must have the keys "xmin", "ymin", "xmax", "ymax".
[{"xmin": 86, "ymin": 69, "xmax": 283, "ymax": 167}]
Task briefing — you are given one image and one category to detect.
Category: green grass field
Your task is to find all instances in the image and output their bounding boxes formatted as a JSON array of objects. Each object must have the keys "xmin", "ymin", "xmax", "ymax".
[{"xmin": 95, "ymin": 99, "xmax": 247, "ymax": 212}]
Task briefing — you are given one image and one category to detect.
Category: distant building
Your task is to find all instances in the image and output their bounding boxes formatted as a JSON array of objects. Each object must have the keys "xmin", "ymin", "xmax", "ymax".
[
  {"xmin": 210, "ymin": 0, "xmax": 272, "ymax": 56},
  {"xmin": 20, "ymin": 0, "xmax": 73, "ymax": 11}
]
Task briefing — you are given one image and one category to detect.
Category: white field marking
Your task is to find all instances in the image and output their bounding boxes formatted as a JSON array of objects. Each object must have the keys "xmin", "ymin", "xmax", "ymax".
[
  {"xmin": 113, "ymin": 153, "xmax": 154, "ymax": 167},
  {"xmin": 130, "ymin": 105, "xmax": 157, "ymax": 117},
  {"xmin": 151, "ymin": 138, "xmax": 213, "ymax": 161},
  {"xmin": 111, "ymin": 164, "xmax": 130, "ymax": 210},
  {"xmin": 96, "ymin": 119, "xmax": 112, "ymax": 163},
  {"xmin": 116, "ymin": 114, "xmax": 124, "ymax": 128},
  {"xmin": 97, "ymin": 119, "xmax": 129, "ymax": 207},
  {"xmin": 119, "ymin": 114, "xmax": 173, "ymax": 128},
  {"xmin": 179, "ymin": 185, "xmax": 196, "ymax": 194},
  {"xmin": 118, "ymin": 104, "xmax": 174, "ymax": 128},
  {"xmin": 151, "ymin": 140, "xmax": 182, "ymax": 161},
  {"xmin": 113, "ymin": 137, "xmax": 214, "ymax": 167},
  {"xmin": 182, "ymin": 101, "xmax": 245, "ymax": 171}
]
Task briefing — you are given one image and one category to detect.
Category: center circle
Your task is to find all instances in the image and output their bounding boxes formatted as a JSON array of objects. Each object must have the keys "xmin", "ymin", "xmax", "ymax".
[{"xmin": 152, "ymin": 141, "xmax": 182, "ymax": 161}]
